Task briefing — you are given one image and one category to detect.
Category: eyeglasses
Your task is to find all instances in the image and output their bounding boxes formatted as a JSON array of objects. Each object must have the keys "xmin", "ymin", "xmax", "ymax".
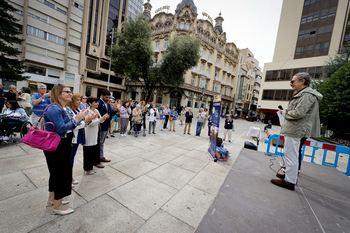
[
  {"xmin": 290, "ymin": 80, "xmax": 295, "ymax": 84},
  {"xmin": 111, "ymin": 102, "xmax": 115, "ymax": 104},
  {"xmin": 82, "ymin": 97, "xmax": 87, "ymax": 99},
  {"xmin": 62, "ymin": 91, "xmax": 73, "ymax": 95}
]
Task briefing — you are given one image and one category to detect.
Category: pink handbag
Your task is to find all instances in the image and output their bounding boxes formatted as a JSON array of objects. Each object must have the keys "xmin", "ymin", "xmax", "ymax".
[{"xmin": 20, "ymin": 122, "xmax": 61, "ymax": 151}]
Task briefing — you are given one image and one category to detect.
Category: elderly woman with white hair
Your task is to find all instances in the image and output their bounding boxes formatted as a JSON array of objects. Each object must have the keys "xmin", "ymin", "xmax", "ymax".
[{"xmin": 132, "ymin": 104, "xmax": 143, "ymax": 133}]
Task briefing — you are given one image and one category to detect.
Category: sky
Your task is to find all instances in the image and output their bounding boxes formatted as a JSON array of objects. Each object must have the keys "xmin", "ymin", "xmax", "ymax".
[{"xmin": 147, "ymin": 0, "xmax": 283, "ymax": 72}]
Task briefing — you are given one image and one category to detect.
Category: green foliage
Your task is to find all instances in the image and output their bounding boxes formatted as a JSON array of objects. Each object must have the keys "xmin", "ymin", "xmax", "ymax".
[
  {"xmin": 0, "ymin": 1, "xmax": 27, "ymax": 81},
  {"xmin": 319, "ymin": 62, "xmax": 350, "ymax": 138},
  {"xmin": 110, "ymin": 14, "xmax": 200, "ymax": 101},
  {"xmin": 323, "ymin": 45, "xmax": 350, "ymax": 79},
  {"xmin": 160, "ymin": 35, "xmax": 201, "ymax": 87}
]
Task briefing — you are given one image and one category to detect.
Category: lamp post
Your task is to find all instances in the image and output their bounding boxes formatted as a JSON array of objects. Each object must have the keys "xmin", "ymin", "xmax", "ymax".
[
  {"xmin": 199, "ymin": 86, "xmax": 204, "ymax": 109},
  {"xmin": 107, "ymin": 27, "xmax": 114, "ymax": 91}
]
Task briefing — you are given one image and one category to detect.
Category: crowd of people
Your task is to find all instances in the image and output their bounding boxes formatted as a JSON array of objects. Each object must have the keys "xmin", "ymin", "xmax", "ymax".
[{"xmin": 0, "ymin": 83, "xmax": 237, "ymax": 216}]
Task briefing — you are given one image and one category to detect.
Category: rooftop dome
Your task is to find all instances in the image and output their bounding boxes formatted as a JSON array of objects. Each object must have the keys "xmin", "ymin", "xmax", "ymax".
[{"xmin": 175, "ymin": 0, "xmax": 198, "ymax": 16}]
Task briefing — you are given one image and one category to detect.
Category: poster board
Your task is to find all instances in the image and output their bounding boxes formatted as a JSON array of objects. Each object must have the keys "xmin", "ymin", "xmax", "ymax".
[{"xmin": 208, "ymin": 95, "xmax": 221, "ymax": 160}]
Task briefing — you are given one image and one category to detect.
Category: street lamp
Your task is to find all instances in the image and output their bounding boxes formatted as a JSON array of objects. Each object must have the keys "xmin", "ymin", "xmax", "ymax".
[
  {"xmin": 199, "ymin": 86, "xmax": 204, "ymax": 109},
  {"xmin": 107, "ymin": 27, "xmax": 115, "ymax": 91}
]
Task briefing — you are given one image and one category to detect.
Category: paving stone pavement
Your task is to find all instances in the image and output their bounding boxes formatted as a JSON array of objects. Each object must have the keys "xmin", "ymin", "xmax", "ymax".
[{"xmin": 0, "ymin": 118, "xmax": 347, "ymax": 233}]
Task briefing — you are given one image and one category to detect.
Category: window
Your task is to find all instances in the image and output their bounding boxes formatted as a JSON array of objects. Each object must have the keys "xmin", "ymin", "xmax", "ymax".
[
  {"xmin": 48, "ymin": 69, "xmax": 60, "ymax": 78},
  {"xmin": 86, "ymin": 86, "xmax": 92, "ymax": 97},
  {"xmin": 191, "ymin": 76, "xmax": 195, "ymax": 85},
  {"xmin": 194, "ymin": 101, "xmax": 199, "ymax": 108},
  {"xmin": 65, "ymin": 73, "xmax": 75, "ymax": 82},
  {"xmin": 27, "ymin": 65, "xmax": 46, "ymax": 76},
  {"xmin": 27, "ymin": 26, "xmax": 65, "ymax": 46},
  {"xmin": 163, "ymin": 40, "xmax": 168, "ymax": 50},
  {"xmin": 202, "ymin": 49, "xmax": 206, "ymax": 58},
  {"xmin": 187, "ymin": 100, "xmax": 192, "ymax": 107},
  {"xmin": 214, "ymin": 70, "xmax": 219, "ymax": 80},
  {"xmin": 156, "ymin": 94, "xmax": 162, "ymax": 104},
  {"xmin": 185, "ymin": 22, "xmax": 190, "ymax": 30},
  {"xmin": 315, "ymin": 67, "xmax": 323, "ymax": 79},
  {"xmin": 28, "ymin": 12, "xmax": 48, "ymax": 23},
  {"xmin": 155, "ymin": 41, "xmax": 159, "ymax": 51},
  {"xmin": 141, "ymin": 92, "xmax": 146, "ymax": 101},
  {"xmin": 180, "ymin": 21, "xmax": 185, "ymax": 29}
]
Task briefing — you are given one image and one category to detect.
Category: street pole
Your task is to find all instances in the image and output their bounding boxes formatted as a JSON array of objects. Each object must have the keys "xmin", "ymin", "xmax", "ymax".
[{"xmin": 107, "ymin": 27, "xmax": 114, "ymax": 91}]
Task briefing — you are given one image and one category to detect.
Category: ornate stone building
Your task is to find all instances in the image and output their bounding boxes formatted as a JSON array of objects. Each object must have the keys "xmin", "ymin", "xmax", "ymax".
[{"xmin": 126, "ymin": 0, "xmax": 239, "ymax": 114}]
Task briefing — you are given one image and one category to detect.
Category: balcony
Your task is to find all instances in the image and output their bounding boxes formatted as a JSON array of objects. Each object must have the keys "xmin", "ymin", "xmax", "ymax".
[
  {"xmin": 253, "ymin": 92, "xmax": 259, "ymax": 99},
  {"xmin": 161, "ymin": 46, "xmax": 167, "ymax": 51},
  {"xmin": 215, "ymin": 62, "xmax": 221, "ymax": 69},
  {"xmin": 207, "ymin": 58, "xmax": 213, "ymax": 65},
  {"xmin": 253, "ymin": 85, "xmax": 260, "ymax": 92},
  {"xmin": 223, "ymin": 66, "xmax": 227, "ymax": 73},
  {"xmin": 191, "ymin": 67, "xmax": 200, "ymax": 74},
  {"xmin": 154, "ymin": 47, "xmax": 159, "ymax": 52},
  {"xmin": 201, "ymin": 54, "xmax": 207, "ymax": 62}
]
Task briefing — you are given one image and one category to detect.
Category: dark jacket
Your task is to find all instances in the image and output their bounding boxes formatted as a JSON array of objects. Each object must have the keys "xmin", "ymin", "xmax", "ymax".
[
  {"xmin": 98, "ymin": 98, "xmax": 117, "ymax": 131},
  {"xmin": 224, "ymin": 119, "xmax": 233, "ymax": 129},
  {"xmin": 185, "ymin": 111, "xmax": 193, "ymax": 123},
  {"xmin": 4, "ymin": 91, "xmax": 16, "ymax": 101}
]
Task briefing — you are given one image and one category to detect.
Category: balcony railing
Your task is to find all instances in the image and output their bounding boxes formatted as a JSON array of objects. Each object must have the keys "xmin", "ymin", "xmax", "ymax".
[
  {"xmin": 208, "ymin": 58, "xmax": 213, "ymax": 64},
  {"xmin": 154, "ymin": 47, "xmax": 159, "ymax": 52}
]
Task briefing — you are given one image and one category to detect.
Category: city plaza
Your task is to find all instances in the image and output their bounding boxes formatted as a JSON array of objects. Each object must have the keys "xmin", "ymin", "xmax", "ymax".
[{"xmin": 0, "ymin": 118, "xmax": 349, "ymax": 232}]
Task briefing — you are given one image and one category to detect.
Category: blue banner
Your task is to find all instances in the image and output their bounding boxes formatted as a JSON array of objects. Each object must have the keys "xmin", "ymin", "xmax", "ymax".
[{"xmin": 208, "ymin": 95, "xmax": 221, "ymax": 160}]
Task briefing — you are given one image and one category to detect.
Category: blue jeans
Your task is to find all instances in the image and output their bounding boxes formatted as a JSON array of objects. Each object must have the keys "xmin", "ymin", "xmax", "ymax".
[{"xmin": 196, "ymin": 122, "xmax": 203, "ymax": 135}]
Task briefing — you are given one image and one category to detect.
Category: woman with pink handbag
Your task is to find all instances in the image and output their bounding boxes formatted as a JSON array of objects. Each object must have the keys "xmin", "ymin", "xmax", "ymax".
[{"xmin": 43, "ymin": 85, "xmax": 88, "ymax": 216}]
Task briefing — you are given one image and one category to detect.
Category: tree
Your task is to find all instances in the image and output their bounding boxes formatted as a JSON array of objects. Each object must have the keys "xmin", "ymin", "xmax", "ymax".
[
  {"xmin": 319, "ymin": 62, "xmax": 350, "ymax": 138},
  {"xmin": 323, "ymin": 45, "xmax": 350, "ymax": 79},
  {"xmin": 110, "ymin": 14, "xmax": 200, "ymax": 102},
  {"xmin": 0, "ymin": 1, "xmax": 27, "ymax": 81}
]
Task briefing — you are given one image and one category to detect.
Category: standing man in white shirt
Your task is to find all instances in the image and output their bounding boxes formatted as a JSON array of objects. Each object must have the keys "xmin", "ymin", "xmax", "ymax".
[{"xmin": 163, "ymin": 104, "xmax": 170, "ymax": 129}]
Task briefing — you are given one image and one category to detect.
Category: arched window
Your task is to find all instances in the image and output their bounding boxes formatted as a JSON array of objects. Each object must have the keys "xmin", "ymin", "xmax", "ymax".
[
  {"xmin": 141, "ymin": 92, "xmax": 146, "ymax": 101},
  {"xmin": 156, "ymin": 93, "xmax": 163, "ymax": 104},
  {"xmin": 185, "ymin": 22, "xmax": 190, "ymax": 30},
  {"xmin": 180, "ymin": 21, "xmax": 185, "ymax": 29}
]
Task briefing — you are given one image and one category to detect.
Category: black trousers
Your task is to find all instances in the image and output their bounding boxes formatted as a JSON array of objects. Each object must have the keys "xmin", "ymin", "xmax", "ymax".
[
  {"xmin": 44, "ymin": 132, "xmax": 73, "ymax": 200},
  {"xmin": 83, "ymin": 144, "xmax": 99, "ymax": 171},
  {"xmin": 299, "ymin": 137, "xmax": 307, "ymax": 170},
  {"xmin": 164, "ymin": 115, "xmax": 169, "ymax": 128}
]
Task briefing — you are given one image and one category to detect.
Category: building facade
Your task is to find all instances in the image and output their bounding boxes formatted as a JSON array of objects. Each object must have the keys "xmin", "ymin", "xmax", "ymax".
[
  {"xmin": 259, "ymin": 0, "xmax": 350, "ymax": 124},
  {"xmin": 2, "ymin": 0, "xmax": 145, "ymax": 98},
  {"xmin": 79, "ymin": 0, "xmax": 144, "ymax": 99},
  {"xmin": 3, "ymin": 0, "xmax": 85, "ymax": 93},
  {"xmin": 126, "ymin": 0, "xmax": 240, "ymax": 115},
  {"xmin": 233, "ymin": 48, "xmax": 262, "ymax": 117}
]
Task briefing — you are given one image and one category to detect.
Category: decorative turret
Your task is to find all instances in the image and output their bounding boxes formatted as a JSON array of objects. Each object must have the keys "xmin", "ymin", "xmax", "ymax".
[
  {"xmin": 143, "ymin": 0, "xmax": 152, "ymax": 19},
  {"xmin": 214, "ymin": 12, "xmax": 224, "ymax": 34},
  {"xmin": 175, "ymin": 0, "xmax": 198, "ymax": 16}
]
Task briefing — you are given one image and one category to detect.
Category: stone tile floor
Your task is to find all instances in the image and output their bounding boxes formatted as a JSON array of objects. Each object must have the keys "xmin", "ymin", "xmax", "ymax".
[{"xmin": 0, "ymin": 118, "xmax": 348, "ymax": 233}]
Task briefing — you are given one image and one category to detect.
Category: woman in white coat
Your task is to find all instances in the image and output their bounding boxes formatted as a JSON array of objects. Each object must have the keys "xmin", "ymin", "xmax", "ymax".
[
  {"xmin": 83, "ymin": 96, "xmax": 109, "ymax": 174},
  {"xmin": 68, "ymin": 93, "xmax": 98, "ymax": 184},
  {"xmin": 148, "ymin": 104, "xmax": 158, "ymax": 134}
]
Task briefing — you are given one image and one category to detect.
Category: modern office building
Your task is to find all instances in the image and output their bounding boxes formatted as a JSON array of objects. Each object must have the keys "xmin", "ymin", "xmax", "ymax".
[
  {"xmin": 79, "ymin": 0, "xmax": 144, "ymax": 99},
  {"xmin": 126, "ymin": 0, "xmax": 242, "ymax": 114},
  {"xmin": 2, "ymin": 0, "xmax": 145, "ymax": 98},
  {"xmin": 259, "ymin": 0, "xmax": 350, "ymax": 124},
  {"xmin": 3, "ymin": 0, "xmax": 85, "ymax": 93}
]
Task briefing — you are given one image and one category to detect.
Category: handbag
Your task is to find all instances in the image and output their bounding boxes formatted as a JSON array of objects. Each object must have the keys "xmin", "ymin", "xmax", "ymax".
[
  {"xmin": 20, "ymin": 104, "xmax": 62, "ymax": 151},
  {"xmin": 20, "ymin": 122, "xmax": 61, "ymax": 151},
  {"xmin": 232, "ymin": 124, "xmax": 235, "ymax": 132},
  {"xmin": 169, "ymin": 116, "xmax": 173, "ymax": 121}
]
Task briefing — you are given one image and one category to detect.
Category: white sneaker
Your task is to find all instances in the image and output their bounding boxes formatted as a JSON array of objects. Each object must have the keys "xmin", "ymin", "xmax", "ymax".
[{"xmin": 2, "ymin": 136, "xmax": 9, "ymax": 141}]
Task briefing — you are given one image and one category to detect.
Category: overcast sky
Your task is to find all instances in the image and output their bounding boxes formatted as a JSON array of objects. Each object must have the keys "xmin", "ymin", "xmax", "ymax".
[{"xmin": 148, "ymin": 0, "xmax": 283, "ymax": 71}]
